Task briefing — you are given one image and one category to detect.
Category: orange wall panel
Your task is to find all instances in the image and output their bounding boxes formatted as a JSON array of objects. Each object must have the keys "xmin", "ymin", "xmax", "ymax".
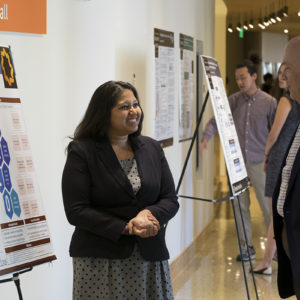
[{"xmin": 0, "ymin": 0, "xmax": 46, "ymax": 34}]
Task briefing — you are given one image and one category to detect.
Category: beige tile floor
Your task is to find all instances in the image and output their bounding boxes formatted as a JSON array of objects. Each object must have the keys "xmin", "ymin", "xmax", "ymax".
[{"xmin": 172, "ymin": 194, "xmax": 297, "ymax": 300}]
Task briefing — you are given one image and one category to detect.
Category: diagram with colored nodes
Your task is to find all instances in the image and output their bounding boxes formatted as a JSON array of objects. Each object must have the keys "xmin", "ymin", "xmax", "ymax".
[{"xmin": 0, "ymin": 129, "xmax": 21, "ymax": 219}]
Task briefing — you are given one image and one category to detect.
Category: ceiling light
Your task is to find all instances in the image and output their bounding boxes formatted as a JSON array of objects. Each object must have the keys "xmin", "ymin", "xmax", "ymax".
[
  {"xmin": 264, "ymin": 16, "xmax": 270, "ymax": 26},
  {"xmin": 284, "ymin": 29, "xmax": 289, "ymax": 34},
  {"xmin": 270, "ymin": 13, "xmax": 277, "ymax": 23},
  {"xmin": 298, "ymin": 11, "xmax": 300, "ymax": 17},
  {"xmin": 258, "ymin": 18, "xmax": 265, "ymax": 29},
  {"xmin": 276, "ymin": 10, "xmax": 282, "ymax": 22},
  {"xmin": 283, "ymin": 6, "xmax": 288, "ymax": 17},
  {"xmin": 248, "ymin": 19, "xmax": 254, "ymax": 28},
  {"xmin": 243, "ymin": 23, "xmax": 248, "ymax": 30},
  {"xmin": 228, "ymin": 23, "xmax": 233, "ymax": 33},
  {"xmin": 236, "ymin": 22, "xmax": 241, "ymax": 31}
]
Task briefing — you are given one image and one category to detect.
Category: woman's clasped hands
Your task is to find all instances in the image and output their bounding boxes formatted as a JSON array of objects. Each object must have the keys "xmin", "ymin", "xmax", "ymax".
[{"xmin": 128, "ymin": 209, "xmax": 160, "ymax": 238}]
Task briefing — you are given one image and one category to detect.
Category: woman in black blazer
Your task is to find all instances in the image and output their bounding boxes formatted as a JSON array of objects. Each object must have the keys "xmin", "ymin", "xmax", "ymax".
[{"xmin": 62, "ymin": 81, "xmax": 179, "ymax": 300}]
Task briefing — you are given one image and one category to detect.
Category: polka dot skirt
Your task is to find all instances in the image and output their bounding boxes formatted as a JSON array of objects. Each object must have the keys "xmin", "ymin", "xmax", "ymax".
[
  {"xmin": 73, "ymin": 245, "xmax": 174, "ymax": 300},
  {"xmin": 72, "ymin": 158, "xmax": 174, "ymax": 299}
]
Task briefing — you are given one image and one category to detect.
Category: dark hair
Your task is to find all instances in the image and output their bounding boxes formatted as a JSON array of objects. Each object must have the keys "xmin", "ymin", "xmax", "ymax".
[
  {"xmin": 236, "ymin": 59, "xmax": 257, "ymax": 75},
  {"xmin": 73, "ymin": 81, "xmax": 143, "ymax": 140},
  {"xmin": 263, "ymin": 73, "xmax": 273, "ymax": 82}
]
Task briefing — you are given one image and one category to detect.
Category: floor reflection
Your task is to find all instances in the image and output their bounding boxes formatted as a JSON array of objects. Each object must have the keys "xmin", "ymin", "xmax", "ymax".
[{"xmin": 173, "ymin": 199, "xmax": 297, "ymax": 300}]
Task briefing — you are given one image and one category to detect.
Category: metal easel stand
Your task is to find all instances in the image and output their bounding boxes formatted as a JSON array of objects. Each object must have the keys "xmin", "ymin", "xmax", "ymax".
[
  {"xmin": 232, "ymin": 192, "xmax": 259, "ymax": 300},
  {"xmin": 176, "ymin": 91, "xmax": 259, "ymax": 299},
  {"xmin": 0, "ymin": 266, "xmax": 33, "ymax": 300}
]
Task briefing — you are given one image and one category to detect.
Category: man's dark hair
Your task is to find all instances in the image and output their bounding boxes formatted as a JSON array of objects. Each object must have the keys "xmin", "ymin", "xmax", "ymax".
[
  {"xmin": 73, "ymin": 81, "xmax": 143, "ymax": 140},
  {"xmin": 263, "ymin": 73, "xmax": 273, "ymax": 82},
  {"xmin": 236, "ymin": 59, "xmax": 257, "ymax": 75}
]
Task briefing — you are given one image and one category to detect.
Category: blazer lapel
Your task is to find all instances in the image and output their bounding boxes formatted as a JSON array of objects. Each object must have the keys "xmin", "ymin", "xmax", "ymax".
[
  {"xmin": 95, "ymin": 138, "xmax": 135, "ymax": 198},
  {"xmin": 130, "ymin": 136, "xmax": 146, "ymax": 195}
]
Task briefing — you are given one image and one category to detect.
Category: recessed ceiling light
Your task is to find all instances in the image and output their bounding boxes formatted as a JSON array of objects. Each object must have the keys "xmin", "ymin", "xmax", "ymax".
[
  {"xmin": 283, "ymin": 6, "xmax": 288, "ymax": 17},
  {"xmin": 248, "ymin": 19, "xmax": 254, "ymax": 28},
  {"xmin": 270, "ymin": 13, "xmax": 277, "ymax": 23},
  {"xmin": 258, "ymin": 18, "xmax": 265, "ymax": 30},
  {"xmin": 284, "ymin": 29, "xmax": 289, "ymax": 34}
]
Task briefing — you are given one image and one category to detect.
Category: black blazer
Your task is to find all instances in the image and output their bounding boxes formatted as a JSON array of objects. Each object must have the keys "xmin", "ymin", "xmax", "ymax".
[
  {"xmin": 62, "ymin": 135, "xmax": 179, "ymax": 261},
  {"xmin": 273, "ymin": 133, "xmax": 300, "ymax": 298}
]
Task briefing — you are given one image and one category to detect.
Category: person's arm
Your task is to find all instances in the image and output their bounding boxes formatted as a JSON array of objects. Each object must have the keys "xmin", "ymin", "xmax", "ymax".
[
  {"xmin": 125, "ymin": 140, "xmax": 178, "ymax": 238},
  {"xmin": 143, "ymin": 144, "xmax": 179, "ymax": 227},
  {"xmin": 62, "ymin": 141, "xmax": 128, "ymax": 242},
  {"xmin": 199, "ymin": 95, "xmax": 236, "ymax": 155},
  {"xmin": 267, "ymin": 96, "xmax": 279, "ymax": 130},
  {"xmin": 199, "ymin": 117, "xmax": 218, "ymax": 155},
  {"xmin": 265, "ymin": 97, "xmax": 292, "ymax": 166}
]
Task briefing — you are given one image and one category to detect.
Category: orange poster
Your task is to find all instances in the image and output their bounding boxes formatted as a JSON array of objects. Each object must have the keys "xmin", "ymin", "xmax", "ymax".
[{"xmin": 0, "ymin": 0, "xmax": 46, "ymax": 34}]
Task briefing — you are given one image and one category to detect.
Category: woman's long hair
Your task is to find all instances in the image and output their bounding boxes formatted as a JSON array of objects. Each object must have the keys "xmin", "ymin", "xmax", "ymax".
[
  {"xmin": 271, "ymin": 63, "xmax": 288, "ymax": 102},
  {"xmin": 72, "ymin": 81, "xmax": 143, "ymax": 140}
]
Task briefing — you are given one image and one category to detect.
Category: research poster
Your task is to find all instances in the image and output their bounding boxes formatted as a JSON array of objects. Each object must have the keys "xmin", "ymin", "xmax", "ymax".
[
  {"xmin": 154, "ymin": 28, "xmax": 175, "ymax": 147},
  {"xmin": 179, "ymin": 33, "xmax": 194, "ymax": 142},
  {"xmin": 201, "ymin": 55, "xmax": 249, "ymax": 195},
  {"xmin": 0, "ymin": 46, "xmax": 56, "ymax": 276}
]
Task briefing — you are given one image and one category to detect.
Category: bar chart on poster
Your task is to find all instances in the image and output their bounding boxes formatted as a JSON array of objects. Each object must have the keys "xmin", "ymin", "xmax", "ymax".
[{"xmin": 0, "ymin": 45, "xmax": 56, "ymax": 276}]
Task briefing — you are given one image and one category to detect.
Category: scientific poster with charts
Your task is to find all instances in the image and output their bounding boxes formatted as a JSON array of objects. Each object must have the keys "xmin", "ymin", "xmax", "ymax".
[
  {"xmin": 0, "ymin": 45, "xmax": 56, "ymax": 276},
  {"xmin": 154, "ymin": 28, "xmax": 175, "ymax": 148},
  {"xmin": 179, "ymin": 33, "xmax": 194, "ymax": 142},
  {"xmin": 201, "ymin": 55, "xmax": 249, "ymax": 196}
]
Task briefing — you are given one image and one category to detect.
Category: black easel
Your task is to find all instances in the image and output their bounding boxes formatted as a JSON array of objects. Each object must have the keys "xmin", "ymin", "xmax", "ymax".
[
  {"xmin": 176, "ymin": 91, "xmax": 259, "ymax": 300},
  {"xmin": 0, "ymin": 267, "xmax": 33, "ymax": 300}
]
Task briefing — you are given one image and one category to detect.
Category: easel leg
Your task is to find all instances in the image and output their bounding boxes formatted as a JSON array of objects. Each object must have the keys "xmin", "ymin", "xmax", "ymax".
[
  {"xmin": 235, "ymin": 194, "xmax": 259, "ymax": 300},
  {"xmin": 231, "ymin": 197, "xmax": 251, "ymax": 300},
  {"xmin": 13, "ymin": 273, "xmax": 23, "ymax": 300},
  {"xmin": 0, "ymin": 267, "xmax": 32, "ymax": 300}
]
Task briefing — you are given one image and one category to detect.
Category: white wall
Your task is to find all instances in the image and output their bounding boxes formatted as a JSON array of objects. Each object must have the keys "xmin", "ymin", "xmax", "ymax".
[
  {"xmin": 262, "ymin": 32, "xmax": 288, "ymax": 63},
  {"xmin": 0, "ymin": 1, "xmax": 215, "ymax": 299}
]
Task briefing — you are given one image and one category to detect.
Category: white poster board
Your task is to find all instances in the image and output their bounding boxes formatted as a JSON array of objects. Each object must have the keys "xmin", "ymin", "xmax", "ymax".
[
  {"xmin": 179, "ymin": 33, "xmax": 194, "ymax": 142},
  {"xmin": 0, "ymin": 46, "xmax": 56, "ymax": 276},
  {"xmin": 154, "ymin": 28, "xmax": 175, "ymax": 148},
  {"xmin": 201, "ymin": 55, "xmax": 249, "ymax": 195}
]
